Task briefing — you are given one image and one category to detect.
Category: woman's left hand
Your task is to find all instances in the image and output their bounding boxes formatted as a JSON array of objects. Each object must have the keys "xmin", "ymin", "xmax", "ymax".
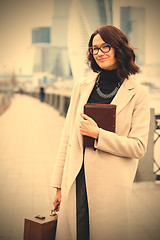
[{"xmin": 79, "ymin": 114, "xmax": 100, "ymax": 139}]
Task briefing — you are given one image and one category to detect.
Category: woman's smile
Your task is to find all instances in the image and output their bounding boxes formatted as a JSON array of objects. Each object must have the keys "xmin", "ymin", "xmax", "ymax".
[{"xmin": 97, "ymin": 57, "xmax": 108, "ymax": 61}]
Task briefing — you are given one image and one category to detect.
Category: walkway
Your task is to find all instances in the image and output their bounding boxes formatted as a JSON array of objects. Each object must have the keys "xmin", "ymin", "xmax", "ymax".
[{"xmin": 0, "ymin": 94, "xmax": 159, "ymax": 240}]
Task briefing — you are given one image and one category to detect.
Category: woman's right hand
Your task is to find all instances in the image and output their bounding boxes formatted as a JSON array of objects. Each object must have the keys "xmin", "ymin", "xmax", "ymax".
[{"xmin": 53, "ymin": 188, "xmax": 61, "ymax": 212}]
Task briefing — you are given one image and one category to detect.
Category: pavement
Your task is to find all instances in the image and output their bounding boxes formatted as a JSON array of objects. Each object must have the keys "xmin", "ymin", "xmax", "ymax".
[{"xmin": 0, "ymin": 94, "xmax": 160, "ymax": 240}]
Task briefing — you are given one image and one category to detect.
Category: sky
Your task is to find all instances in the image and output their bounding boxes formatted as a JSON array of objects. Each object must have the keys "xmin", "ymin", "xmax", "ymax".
[{"xmin": 0, "ymin": 0, "xmax": 53, "ymax": 74}]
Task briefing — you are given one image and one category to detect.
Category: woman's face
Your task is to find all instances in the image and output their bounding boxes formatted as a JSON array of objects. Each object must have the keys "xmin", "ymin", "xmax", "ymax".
[{"xmin": 92, "ymin": 34, "xmax": 117, "ymax": 70}]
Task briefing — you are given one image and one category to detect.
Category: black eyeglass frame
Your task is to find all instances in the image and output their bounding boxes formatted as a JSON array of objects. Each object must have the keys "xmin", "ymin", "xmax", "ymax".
[{"xmin": 89, "ymin": 44, "xmax": 111, "ymax": 55}]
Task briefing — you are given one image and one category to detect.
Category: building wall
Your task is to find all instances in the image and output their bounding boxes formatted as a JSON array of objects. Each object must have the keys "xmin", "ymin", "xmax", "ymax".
[
  {"xmin": 50, "ymin": 0, "xmax": 72, "ymax": 78},
  {"xmin": 112, "ymin": 0, "xmax": 160, "ymax": 66}
]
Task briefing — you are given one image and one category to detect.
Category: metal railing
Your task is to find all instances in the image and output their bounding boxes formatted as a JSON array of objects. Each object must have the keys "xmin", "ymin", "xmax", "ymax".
[
  {"xmin": 24, "ymin": 91, "xmax": 158, "ymax": 182},
  {"xmin": 154, "ymin": 114, "xmax": 160, "ymax": 179}
]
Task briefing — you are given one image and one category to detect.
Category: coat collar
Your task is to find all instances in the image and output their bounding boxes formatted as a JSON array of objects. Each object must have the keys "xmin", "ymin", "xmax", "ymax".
[
  {"xmin": 83, "ymin": 73, "xmax": 136, "ymax": 115},
  {"xmin": 77, "ymin": 73, "xmax": 136, "ymax": 148}
]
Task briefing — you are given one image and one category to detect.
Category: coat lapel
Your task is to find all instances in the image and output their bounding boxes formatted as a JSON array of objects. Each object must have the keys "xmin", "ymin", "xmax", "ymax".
[
  {"xmin": 111, "ymin": 77, "xmax": 136, "ymax": 115},
  {"xmin": 76, "ymin": 74, "xmax": 136, "ymax": 148},
  {"xmin": 76, "ymin": 74, "xmax": 97, "ymax": 148}
]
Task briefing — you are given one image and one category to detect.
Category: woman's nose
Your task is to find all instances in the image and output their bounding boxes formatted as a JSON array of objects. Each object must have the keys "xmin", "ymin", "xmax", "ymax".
[{"xmin": 97, "ymin": 49, "xmax": 104, "ymax": 56}]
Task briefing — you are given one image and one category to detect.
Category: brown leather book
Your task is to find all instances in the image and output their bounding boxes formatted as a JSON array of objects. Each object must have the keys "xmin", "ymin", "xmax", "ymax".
[{"xmin": 83, "ymin": 103, "xmax": 116, "ymax": 148}]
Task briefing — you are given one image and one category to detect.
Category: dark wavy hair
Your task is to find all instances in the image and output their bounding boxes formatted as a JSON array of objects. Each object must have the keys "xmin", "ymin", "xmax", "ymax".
[{"xmin": 87, "ymin": 25, "xmax": 139, "ymax": 81}]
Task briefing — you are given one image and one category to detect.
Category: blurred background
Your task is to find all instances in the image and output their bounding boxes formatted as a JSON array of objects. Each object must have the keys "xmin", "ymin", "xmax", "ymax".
[
  {"xmin": 0, "ymin": 0, "xmax": 160, "ymax": 239},
  {"xmin": 0, "ymin": 0, "xmax": 160, "ymax": 113}
]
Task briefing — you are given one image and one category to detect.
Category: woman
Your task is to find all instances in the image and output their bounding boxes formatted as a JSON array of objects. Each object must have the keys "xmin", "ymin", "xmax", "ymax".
[{"xmin": 51, "ymin": 25, "xmax": 150, "ymax": 240}]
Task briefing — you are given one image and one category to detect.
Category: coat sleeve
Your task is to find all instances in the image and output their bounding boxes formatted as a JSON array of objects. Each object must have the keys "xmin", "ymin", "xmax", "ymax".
[
  {"xmin": 94, "ymin": 87, "xmax": 150, "ymax": 159},
  {"xmin": 51, "ymin": 81, "xmax": 81, "ymax": 188}
]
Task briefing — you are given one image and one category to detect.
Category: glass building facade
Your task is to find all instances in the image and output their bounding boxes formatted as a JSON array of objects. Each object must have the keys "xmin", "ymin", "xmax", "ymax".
[
  {"xmin": 120, "ymin": 7, "xmax": 145, "ymax": 65},
  {"xmin": 32, "ymin": 0, "xmax": 72, "ymax": 80},
  {"xmin": 50, "ymin": 0, "xmax": 72, "ymax": 79},
  {"xmin": 32, "ymin": 27, "xmax": 51, "ymax": 75},
  {"xmin": 32, "ymin": 27, "xmax": 51, "ymax": 44},
  {"xmin": 68, "ymin": 0, "xmax": 112, "ymax": 80}
]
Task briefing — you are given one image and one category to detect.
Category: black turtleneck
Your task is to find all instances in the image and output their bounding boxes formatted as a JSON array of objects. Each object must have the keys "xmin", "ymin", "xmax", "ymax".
[{"xmin": 87, "ymin": 69, "xmax": 122, "ymax": 104}]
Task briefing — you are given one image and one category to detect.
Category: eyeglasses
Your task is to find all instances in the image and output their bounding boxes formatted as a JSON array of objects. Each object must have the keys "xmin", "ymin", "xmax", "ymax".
[{"xmin": 89, "ymin": 44, "xmax": 111, "ymax": 55}]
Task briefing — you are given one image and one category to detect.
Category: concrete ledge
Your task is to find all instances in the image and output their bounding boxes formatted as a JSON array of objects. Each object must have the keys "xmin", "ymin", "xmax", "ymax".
[
  {"xmin": 0, "ymin": 93, "xmax": 12, "ymax": 115},
  {"xmin": 135, "ymin": 108, "xmax": 155, "ymax": 182}
]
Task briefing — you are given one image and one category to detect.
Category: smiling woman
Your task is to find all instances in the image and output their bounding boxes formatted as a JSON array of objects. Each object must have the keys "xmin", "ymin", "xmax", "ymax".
[{"xmin": 51, "ymin": 25, "xmax": 150, "ymax": 240}]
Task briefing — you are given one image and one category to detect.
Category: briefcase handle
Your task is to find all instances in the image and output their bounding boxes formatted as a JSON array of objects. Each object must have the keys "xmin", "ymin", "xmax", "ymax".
[
  {"xmin": 34, "ymin": 208, "xmax": 57, "ymax": 220},
  {"xmin": 50, "ymin": 209, "xmax": 57, "ymax": 216},
  {"xmin": 50, "ymin": 202, "xmax": 60, "ymax": 216}
]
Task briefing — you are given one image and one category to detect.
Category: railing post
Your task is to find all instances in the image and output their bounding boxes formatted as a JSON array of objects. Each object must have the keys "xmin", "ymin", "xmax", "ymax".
[
  {"xmin": 154, "ymin": 114, "xmax": 160, "ymax": 180},
  {"xmin": 135, "ymin": 108, "xmax": 156, "ymax": 182}
]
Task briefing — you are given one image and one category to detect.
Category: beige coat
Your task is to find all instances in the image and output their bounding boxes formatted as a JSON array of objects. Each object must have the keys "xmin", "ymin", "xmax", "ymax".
[{"xmin": 51, "ymin": 73, "xmax": 150, "ymax": 240}]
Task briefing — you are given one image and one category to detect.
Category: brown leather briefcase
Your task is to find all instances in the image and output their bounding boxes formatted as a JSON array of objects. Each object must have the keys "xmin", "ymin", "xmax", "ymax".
[{"xmin": 23, "ymin": 212, "xmax": 57, "ymax": 240}]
